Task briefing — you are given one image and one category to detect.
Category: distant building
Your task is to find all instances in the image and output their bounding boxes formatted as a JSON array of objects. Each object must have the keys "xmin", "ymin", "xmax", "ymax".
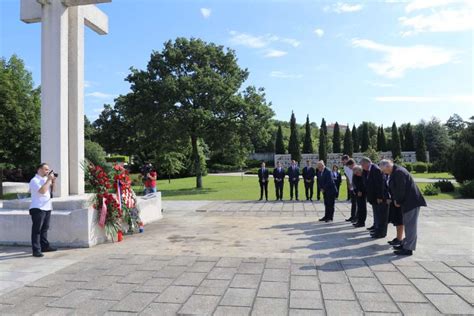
[{"xmin": 327, "ymin": 123, "xmax": 348, "ymax": 133}]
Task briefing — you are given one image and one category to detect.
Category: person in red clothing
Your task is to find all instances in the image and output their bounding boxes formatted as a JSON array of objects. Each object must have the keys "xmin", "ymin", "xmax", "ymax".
[{"xmin": 141, "ymin": 163, "xmax": 158, "ymax": 194}]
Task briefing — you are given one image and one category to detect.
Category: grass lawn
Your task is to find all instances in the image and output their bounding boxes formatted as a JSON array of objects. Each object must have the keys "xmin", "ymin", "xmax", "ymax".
[{"xmin": 411, "ymin": 172, "xmax": 454, "ymax": 179}]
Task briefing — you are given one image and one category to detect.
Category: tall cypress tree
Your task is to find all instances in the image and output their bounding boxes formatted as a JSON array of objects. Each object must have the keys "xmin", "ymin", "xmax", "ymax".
[
  {"xmin": 319, "ymin": 118, "xmax": 328, "ymax": 162},
  {"xmin": 404, "ymin": 123, "xmax": 415, "ymax": 151},
  {"xmin": 391, "ymin": 122, "xmax": 402, "ymax": 160},
  {"xmin": 332, "ymin": 122, "xmax": 341, "ymax": 153},
  {"xmin": 343, "ymin": 125, "xmax": 353, "ymax": 156},
  {"xmin": 275, "ymin": 124, "xmax": 285, "ymax": 154},
  {"xmin": 360, "ymin": 122, "xmax": 370, "ymax": 152},
  {"xmin": 380, "ymin": 126, "xmax": 387, "ymax": 151},
  {"xmin": 399, "ymin": 126, "xmax": 406, "ymax": 151},
  {"xmin": 288, "ymin": 112, "xmax": 301, "ymax": 161},
  {"xmin": 376, "ymin": 127, "xmax": 383, "ymax": 151},
  {"xmin": 302, "ymin": 115, "xmax": 313, "ymax": 153},
  {"xmin": 415, "ymin": 129, "xmax": 427, "ymax": 162},
  {"xmin": 352, "ymin": 124, "xmax": 359, "ymax": 153}
]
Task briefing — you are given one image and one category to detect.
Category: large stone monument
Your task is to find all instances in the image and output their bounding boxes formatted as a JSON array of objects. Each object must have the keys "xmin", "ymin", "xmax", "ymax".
[{"xmin": 20, "ymin": 0, "xmax": 110, "ymax": 197}]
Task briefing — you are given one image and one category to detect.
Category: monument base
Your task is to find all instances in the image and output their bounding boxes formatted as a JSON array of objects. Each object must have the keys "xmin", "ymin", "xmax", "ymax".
[{"xmin": 0, "ymin": 192, "xmax": 162, "ymax": 248}]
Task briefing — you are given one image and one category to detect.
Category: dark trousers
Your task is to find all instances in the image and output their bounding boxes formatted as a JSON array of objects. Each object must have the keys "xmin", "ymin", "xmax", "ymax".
[
  {"xmin": 30, "ymin": 208, "xmax": 51, "ymax": 254},
  {"xmin": 316, "ymin": 182, "xmax": 321, "ymax": 200},
  {"xmin": 335, "ymin": 184, "xmax": 341, "ymax": 198},
  {"xmin": 356, "ymin": 194, "xmax": 367, "ymax": 224},
  {"xmin": 323, "ymin": 192, "xmax": 336, "ymax": 220},
  {"xmin": 350, "ymin": 191, "xmax": 357, "ymax": 219},
  {"xmin": 259, "ymin": 181, "xmax": 268, "ymax": 200},
  {"xmin": 372, "ymin": 203, "xmax": 388, "ymax": 236},
  {"xmin": 289, "ymin": 181, "xmax": 299, "ymax": 199},
  {"xmin": 304, "ymin": 181, "xmax": 314, "ymax": 200},
  {"xmin": 275, "ymin": 181, "xmax": 284, "ymax": 200}
]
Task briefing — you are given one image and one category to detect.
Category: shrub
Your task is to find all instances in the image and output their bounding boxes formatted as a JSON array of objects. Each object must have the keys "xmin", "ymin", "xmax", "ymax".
[
  {"xmin": 433, "ymin": 180, "xmax": 455, "ymax": 193},
  {"xmin": 451, "ymin": 142, "xmax": 474, "ymax": 183},
  {"xmin": 401, "ymin": 162, "xmax": 413, "ymax": 172},
  {"xmin": 459, "ymin": 181, "xmax": 474, "ymax": 198},
  {"xmin": 412, "ymin": 162, "xmax": 427, "ymax": 173},
  {"xmin": 85, "ymin": 140, "xmax": 107, "ymax": 167},
  {"xmin": 105, "ymin": 155, "xmax": 128, "ymax": 163},
  {"xmin": 245, "ymin": 159, "xmax": 263, "ymax": 168},
  {"xmin": 208, "ymin": 163, "xmax": 241, "ymax": 173},
  {"xmin": 423, "ymin": 184, "xmax": 440, "ymax": 196},
  {"xmin": 428, "ymin": 160, "xmax": 447, "ymax": 173}
]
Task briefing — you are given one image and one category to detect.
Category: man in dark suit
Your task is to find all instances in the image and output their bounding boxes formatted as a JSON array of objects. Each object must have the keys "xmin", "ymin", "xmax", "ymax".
[
  {"xmin": 317, "ymin": 161, "xmax": 338, "ymax": 222},
  {"xmin": 361, "ymin": 157, "xmax": 387, "ymax": 238},
  {"xmin": 380, "ymin": 159, "xmax": 427, "ymax": 256},
  {"xmin": 257, "ymin": 161, "xmax": 269, "ymax": 201},
  {"xmin": 315, "ymin": 168, "xmax": 322, "ymax": 200},
  {"xmin": 302, "ymin": 160, "xmax": 316, "ymax": 201},
  {"xmin": 273, "ymin": 161, "xmax": 285, "ymax": 201},
  {"xmin": 287, "ymin": 160, "xmax": 300, "ymax": 201}
]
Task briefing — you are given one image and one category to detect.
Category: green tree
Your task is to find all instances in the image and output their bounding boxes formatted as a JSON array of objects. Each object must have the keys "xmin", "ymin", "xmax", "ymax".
[
  {"xmin": 417, "ymin": 118, "xmax": 452, "ymax": 169},
  {"xmin": 288, "ymin": 111, "xmax": 301, "ymax": 161},
  {"xmin": 391, "ymin": 122, "xmax": 402, "ymax": 160},
  {"xmin": 445, "ymin": 114, "xmax": 466, "ymax": 140},
  {"xmin": 450, "ymin": 120, "xmax": 474, "ymax": 182},
  {"xmin": 302, "ymin": 115, "xmax": 313, "ymax": 153},
  {"xmin": 85, "ymin": 139, "xmax": 107, "ymax": 166},
  {"xmin": 352, "ymin": 124, "xmax": 359, "ymax": 153},
  {"xmin": 415, "ymin": 128, "xmax": 427, "ymax": 162},
  {"xmin": 332, "ymin": 122, "xmax": 341, "ymax": 153},
  {"xmin": 275, "ymin": 124, "xmax": 285, "ymax": 154},
  {"xmin": 0, "ymin": 55, "xmax": 40, "ymax": 170},
  {"xmin": 399, "ymin": 126, "xmax": 405, "ymax": 151},
  {"xmin": 343, "ymin": 125, "xmax": 353, "ymax": 156},
  {"xmin": 376, "ymin": 127, "xmax": 382, "ymax": 151},
  {"xmin": 380, "ymin": 126, "xmax": 387, "ymax": 151},
  {"xmin": 360, "ymin": 122, "xmax": 370, "ymax": 152},
  {"xmin": 159, "ymin": 152, "xmax": 185, "ymax": 183},
  {"xmin": 319, "ymin": 118, "xmax": 328, "ymax": 162},
  {"xmin": 404, "ymin": 123, "xmax": 415, "ymax": 151}
]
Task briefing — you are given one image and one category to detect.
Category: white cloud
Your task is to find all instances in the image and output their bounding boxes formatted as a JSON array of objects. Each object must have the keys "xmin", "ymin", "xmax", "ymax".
[
  {"xmin": 264, "ymin": 49, "xmax": 288, "ymax": 58},
  {"xmin": 365, "ymin": 81, "xmax": 396, "ymax": 88},
  {"xmin": 270, "ymin": 71, "xmax": 303, "ymax": 79},
  {"xmin": 314, "ymin": 28, "xmax": 324, "ymax": 37},
  {"xmin": 86, "ymin": 91, "xmax": 115, "ymax": 99},
  {"xmin": 325, "ymin": 2, "xmax": 363, "ymax": 13},
  {"xmin": 375, "ymin": 95, "xmax": 474, "ymax": 103},
  {"xmin": 200, "ymin": 8, "xmax": 211, "ymax": 18},
  {"xmin": 351, "ymin": 38, "xmax": 457, "ymax": 78},
  {"xmin": 400, "ymin": 0, "xmax": 473, "ymax": 35},
  {"xmin": 280, "ymin": 38, "xmax": 301, "ymax": 48},
  {"xmin": 228, "ymin": 31, "xmax": 300, "ymax": 49}
]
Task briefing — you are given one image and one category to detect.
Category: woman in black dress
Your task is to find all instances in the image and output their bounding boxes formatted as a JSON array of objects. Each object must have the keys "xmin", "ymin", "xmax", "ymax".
[
  {"xmin": 332, "ymin": 165, "xmax": 342, "ymax": 199},
  {"xmin": 385, "ymin": 173, "xmax": 403, "ymax": 246}
]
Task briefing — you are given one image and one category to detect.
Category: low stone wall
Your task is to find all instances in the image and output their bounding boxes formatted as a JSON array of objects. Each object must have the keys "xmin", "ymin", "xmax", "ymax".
[
  {"xmin": 1, "ymin": 182, "xmax": 29, "ymax": 195},
  {"xmin": 0, "ymin": 193, "xmax": 162, "ymax": 248}
]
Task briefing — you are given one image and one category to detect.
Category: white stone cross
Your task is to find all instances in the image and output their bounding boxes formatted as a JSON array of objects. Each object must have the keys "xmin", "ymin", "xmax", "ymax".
[{"xmin": 21, "ymin": 0, "xmax": 110, "ymax": 197}]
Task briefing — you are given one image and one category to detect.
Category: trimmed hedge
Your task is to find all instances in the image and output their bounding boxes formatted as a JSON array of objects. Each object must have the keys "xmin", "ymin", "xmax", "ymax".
[
  {"xmin": 422, "ymin": 184, "xmax": 440, "ymax": 196},
  {"xmin": 105, "ymin": 155, "xmax": 128, "ymax": 163},
  {"xmin": 401, "ymin": 162, "xmax": 413, "ymax": 172},
  {"xmin": 412, "ymin": 162, "xmax": 428, "ymax": 173},
  {"xmin": 459, "ymin": 181, "xmax": 474, "ymax": 198},
  {"xmin": 433, "ymin": 180, "xmax": 455, "ymax": 193}
]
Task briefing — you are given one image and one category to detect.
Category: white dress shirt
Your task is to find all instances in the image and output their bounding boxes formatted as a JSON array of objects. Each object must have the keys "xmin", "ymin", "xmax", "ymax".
[
  {"xmin": 29, "ymin": 174, "xmax": 53, "ymax": 211},
  {"xmin": 344, "ymin": 165, "xmax": 353, "ymax": 190}
]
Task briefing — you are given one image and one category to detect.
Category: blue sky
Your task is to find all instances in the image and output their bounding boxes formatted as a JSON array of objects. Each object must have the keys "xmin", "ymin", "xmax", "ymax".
[{"xmin": 1, "ymin": 0, "xmax": 473, "ymax": 126}]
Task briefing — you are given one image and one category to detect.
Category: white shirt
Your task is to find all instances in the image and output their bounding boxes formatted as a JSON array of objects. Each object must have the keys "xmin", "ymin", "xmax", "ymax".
[
  {"xmin": 344, "ymin": 165, "xmax": 353, "ymax": 190},
  {"xmin": 29, "ymin": 174, "xmax": 53, "ymax": 211}
]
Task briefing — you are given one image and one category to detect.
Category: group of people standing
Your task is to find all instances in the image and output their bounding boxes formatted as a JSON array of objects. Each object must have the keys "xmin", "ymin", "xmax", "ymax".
[{"xmin": 257, "ymin": 155, "xmax": 426, "ymax": 256}]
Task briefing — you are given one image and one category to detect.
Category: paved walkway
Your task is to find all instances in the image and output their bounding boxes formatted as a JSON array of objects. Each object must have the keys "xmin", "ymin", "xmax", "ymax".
[{"xmin": 0, "ymin": 199, "xmax": 472, "ymax": 315}]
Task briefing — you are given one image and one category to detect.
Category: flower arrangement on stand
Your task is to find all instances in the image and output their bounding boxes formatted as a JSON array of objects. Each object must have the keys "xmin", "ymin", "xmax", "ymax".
[{"xmin": 85, "ymin": 162, "xmax": 141, "ymax": 242}]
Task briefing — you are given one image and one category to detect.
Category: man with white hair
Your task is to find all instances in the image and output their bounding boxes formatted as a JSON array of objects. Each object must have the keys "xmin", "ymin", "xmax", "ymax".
[
  {"xmin": 380, "ymin": 159, "xmax": 426, "ymax": 256},
  {"xmin": 316, "ymin": 161, "xmax": 338, "ymax": 222}
]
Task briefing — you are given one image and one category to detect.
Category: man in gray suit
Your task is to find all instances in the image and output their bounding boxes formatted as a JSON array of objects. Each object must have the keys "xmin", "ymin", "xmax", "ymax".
[{"xmin": 380, "ymin": 159, "xmax": 427, "ymax": 256}]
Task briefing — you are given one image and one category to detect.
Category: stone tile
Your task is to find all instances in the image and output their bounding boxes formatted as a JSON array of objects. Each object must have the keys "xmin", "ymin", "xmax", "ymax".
[
  {"xmin": 410, "ymin": 278, "xmax": 452, "ymax": 294},
  {"xmin": 78, "ymin": 275, "xmax": 120, "ymax": 290},
  {"xmin": 289, "ymin": 290, "xmax": 323, "ymax": 309},
  {"xmin": 220, "ymin": 288, "xmax": 256, "ymax": 307},
  {"xmin": 397, "ymin": 266, "xmax": 433, "ymax": 279},
  {"xmin": 265, "ymin": 258, "xmax": 291, "ymax": 269},
  {"xmin": 178, "ymin": 295, "xmax": 220, "ymax": 315},
  {"xmin": 207, "ymin": 267, "xmax": 237, "ymax": 280},
  {"xmin": 257, "ymin": 281, "xmax": 288, "ymax": 298},
  {"xmin": 214, "ymin": 306, "xmax": 251, "ymax": 316},
  {"xmin": 238, "ymin": 263, "xmax": 265, "ymax": 274},
  {"xmin": 418, "ymin": 261, "xmax": 453, "ymax": 273},
  {"xmin": 368, "ymin": 263, "xmax": 397, "ymax": 272},
  {"xmin": 103, "ymin": 264, "xmax": 138, "ymax": 277},
  {"xmin": 290, "ymin": 264, "xmax": 317, "ymax": 276},
  {"xmin": 154, "ymin": 266, "xmax": 187, "ymax": 279},
  {"xmin": 344, "ymin": 265, "xmax": 374, "ymax": 278},
  {"xmin": 451, "ymin": 286, "xmax": 474, "ymax": 304},
  {"xmin": 349, "ymin": 277, "xmax": 384, "ymax": 293},
  {"xmin": 290, "ymin": 275, "xmax": 319, "ymax": 290},
  {"xmin": 230, "ymin": 274, "xmax": 261, "ymax": 289},
  {"xmin": 187, "ymin": 261, "xmax": 216, "ymax": 273},
  {"xmin": 109, "ymin": 292, "xmax": 157, "ymax": 313},
  {"xmin": 251, "ymin": 297, "xmax": 288, "ymax": 316},
  {"xmin": 167, "ymin": 256, "xmax": 196, "ymax": 267},
  {"xmin": 136, "ymin": 260, "xmax": 168, "ymax": 271},
  {"xmin": 142, "ymin": 277, "xmax": 174, "ymax": 291},
  {"xmin": 433, "ymin": 272, "xmax": 472, "ymax": 286},
  {"xmin": 96, "ymin": 283, "xmax": 137, "ymax": 301},
  {"xmin": 325, "ymin": 300, "xmax": 363, "ymax": 315},
  {"xmin": 397, "ymin": 302, "xmax": 442, "ymax": 315},
  {"xmin": 0, "ymin": 296, "xmax": 55, "ymax": 315},
  {"xmin": 289, "ymin": 309, "xmax": 325, "ymax": 316},
  {"xmin": 216, "ymin": 257, "xmax": 242, "ymax": 268},
  {"xmin": 318, "ymin": 270, "xmax": 348, "ymax": 283},
  {"xmin": 172, "ymin": 272, "xmax": 207, "ymax": 287},
  {"xmin": 262, "ymin": 269, "xmax": 290, "ymax": 282},
  {"xmin": 374, "ymin": 271, "xmax": 409, "ymax": 285},
  {"xmin": 358, "ymin": 299, "xmax": 399, "ymax": 313},
  {"xmin": 103, "ymin": 311, "xmax": 137, "ymax": 316},
  {"xmin": 385, "ymin": 285, "xmax": 427, "ymax": 302},
  {"xmin": 155, "ymin": 286, "xmax": 195, "ymax": 304},
  {"xmin": 426, "ymin": 294, "xmax": 474, "ymax": 314},
  {"xmin": 195, "ymin": 279, "xmax": 230, "ymax": 295},
  {"xmin": 47, "ymin": 289, "xmax": 97, "ymax": 308},
  {"xmin": 118, "ymin": 270, "xmax": 156, "ymax": 284},
  {"xmin": 33, "ymin": 307, "xmax": 75, "ymax": 316},
  {"xmin": 321, "ymin": 283, "xmax": 356, "ymax": 300},
  {"xmin": 75, "ymin": 299, "xmax": 117, "ymax": 315},
  {"xmin": 0, "ymin": 285, "xmax": 45, "ymax": 305},
  {"xmin": 452, "ymin": 266, "xmax": 474, "ymax": 280},
  {"xmin": 140, "ymin": 303, "xmax": 181, "ymax": 316},
  {"xmin": 196, "ymin": 256, "xmax": 220, "ymax": 262},
  {"xmin": 242, "ymin": 258, "xmax": 266, "ymax": 263}
]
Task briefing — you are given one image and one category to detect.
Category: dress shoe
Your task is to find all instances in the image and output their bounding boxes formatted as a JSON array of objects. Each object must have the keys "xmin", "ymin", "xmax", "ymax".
[
  {"xmin": 394, "ymin": 249, "xmax": 413, "ymax": 256},
  {"xmin": 371, "ymin": 234, "xmax": 385, "ymax": 239},
  {"xmin": 41, "ymin": 247, "xmax": 57, "ymax": 252},
  {"xmin": 318, "ymin": 217, "xmax": 328, "ymax": 222},
  {"xmin": 392, "ymin": 244, "xmax": 403, "ymax": 250},
  {"xmin": 296, "ymin": 198, "xmax": 299, "ymax": 201},
  {"xmin": 366, "ymin": 226, "xmax": 375, "ymax": 231},
  {"xmin": 388, "ymin": 238, "xmax": 402, "ymax": 246},
  {"xmin": 353, "ymin": 222, "xmax": 365, "ymax": 228},
  {"xmin": 258, "ymin": 198, "xmax": 263, "ymax": 201},
  {"xmin": 345, "ymin": 217, "xmax": 353, "ymax": 222},
  {"xmin": 325, "ymin": 219, "xmax": 333, "ymax": 222},
  {"xmin": 33, "ymin": 252, "xmax": 44, "ymax": 257}
]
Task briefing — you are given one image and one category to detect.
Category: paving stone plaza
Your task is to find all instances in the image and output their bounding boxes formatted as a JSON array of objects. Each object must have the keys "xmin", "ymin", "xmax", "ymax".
[{"xmin": 0, "ymin": 199, "xmax": 473, "ymax": 315}]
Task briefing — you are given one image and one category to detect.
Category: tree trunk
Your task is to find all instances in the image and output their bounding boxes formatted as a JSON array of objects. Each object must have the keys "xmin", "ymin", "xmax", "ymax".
[
  {"xmin": 191, "ymin": 135, "xmax": 202, "ymax": 188},
  {"xmin": 168, "ymin": 173, "xmax": 171, "ymax": 184}
]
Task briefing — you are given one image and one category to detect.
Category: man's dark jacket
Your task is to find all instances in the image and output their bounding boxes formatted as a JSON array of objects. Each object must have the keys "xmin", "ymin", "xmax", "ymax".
[
  {"xmin": 287, "ymin": 166, "xmax": 300, "ymax": 183},
  {"xmin": 363, "ymin": 164, "xmax": 384, "ymax": 205},
  {"xmin": 389, "ymin": 165, "xmax": 427, "ymax": 213},
  {"xmin": 319, "ymin": 167, "xmax": 337, "ymax": 195},
  {"xmin": 302, "ymin": 166, "xmax": 316, "ymax": 182},
  {"xmin": 273, "ymin": 167, "xmax": 285, "ymax": 183},
  {"xmin": 258, "ymin": 168, "xmax": 269, "ymax": 183}
]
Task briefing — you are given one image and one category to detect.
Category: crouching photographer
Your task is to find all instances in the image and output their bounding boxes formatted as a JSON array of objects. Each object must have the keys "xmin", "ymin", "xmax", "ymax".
[
  {"xmin": 141, "ymin": 162, "xmax": 157, "ymax": 195},
  {"xmin": 29, "ymin": 163, "xmax": 58, "ymax": 257}
]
